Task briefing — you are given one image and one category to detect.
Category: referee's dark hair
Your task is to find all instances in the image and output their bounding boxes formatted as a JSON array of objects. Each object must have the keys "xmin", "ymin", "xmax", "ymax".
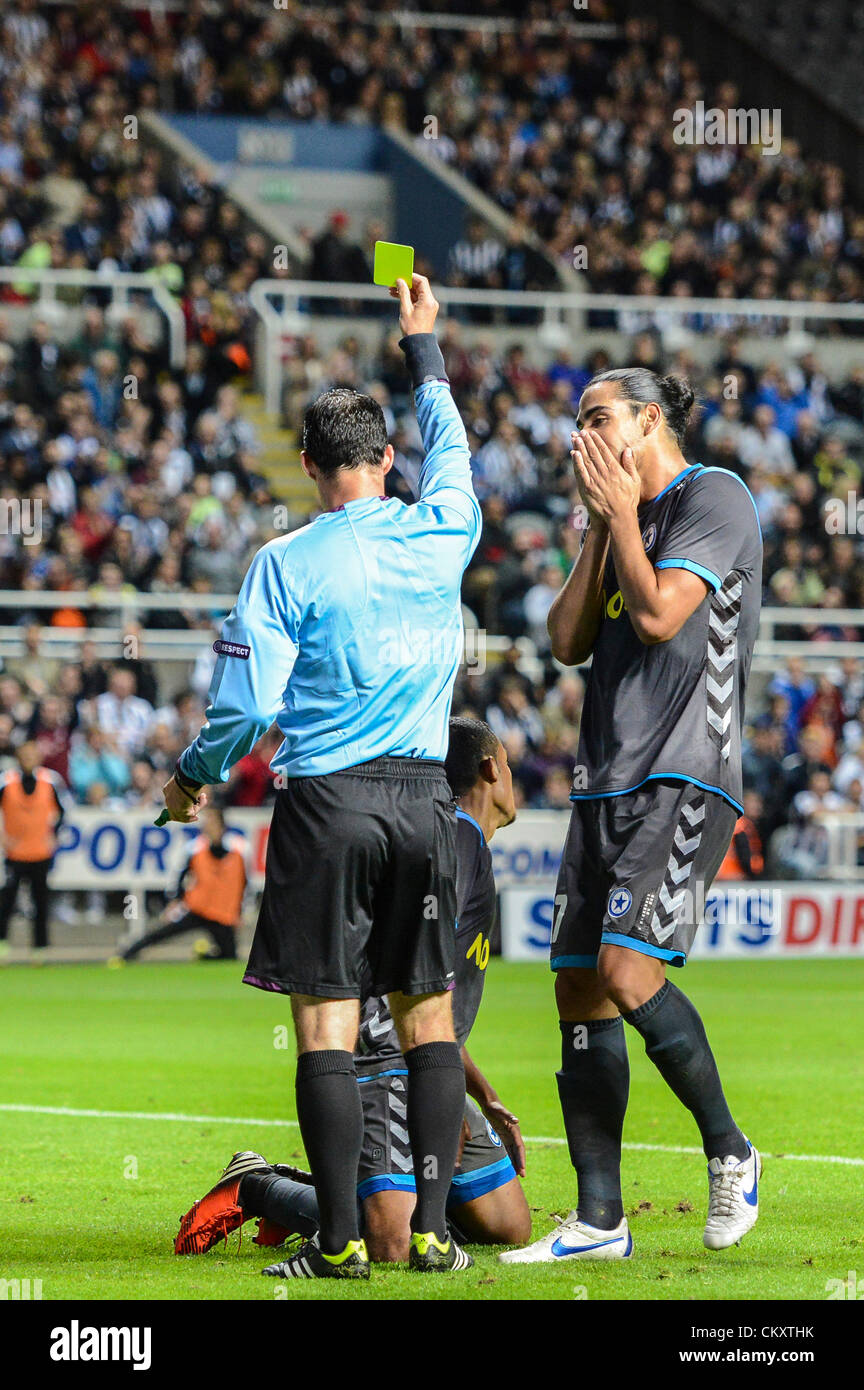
[
  {"xmin": 302, "ymin": 388, "xmax": 388, "ymax": 475},
  {"xmin": 446, "ymin": 716, "xmax": 501, "ymax": 798},
  {"xmin": 586, "ymin": 368, "xmax": 696, "ymax": 444}
]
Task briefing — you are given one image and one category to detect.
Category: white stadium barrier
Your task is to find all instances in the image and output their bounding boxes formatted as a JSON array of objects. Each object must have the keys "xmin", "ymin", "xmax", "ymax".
[{"xmin": 13, "ymin": 807, "xmax": 863, "ymax": 959}]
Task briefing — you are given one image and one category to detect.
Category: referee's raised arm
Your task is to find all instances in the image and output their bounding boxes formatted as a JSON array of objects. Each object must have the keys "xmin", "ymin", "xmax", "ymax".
[
  {"xmin": 162, "ymin": 273, "xmax": 482, "ymax": 1278},
  {"xmin": 392, "ymin": 275, "xmax": 482, "ymax": 544}
]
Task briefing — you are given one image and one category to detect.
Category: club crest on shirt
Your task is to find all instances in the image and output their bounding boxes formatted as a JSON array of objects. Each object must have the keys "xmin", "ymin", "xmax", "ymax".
[
  {"xmin": 607, "ymin": 887, "xmax": 632, "ymax": 918},
  {"xmin": 641, "ymin": 523, "xmax": 657, "ymax": 552}
]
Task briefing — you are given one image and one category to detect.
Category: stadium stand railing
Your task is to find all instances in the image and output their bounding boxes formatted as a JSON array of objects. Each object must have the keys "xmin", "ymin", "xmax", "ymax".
[
  {"xmin": 1, "ymin": 592, "xmax": 860, "ymax": 676},
  {"xmin": 0, "ymin": 269, "xmax": 186, "ymax": 369},
  {"xmin": 248, "ymin": 281, "xmax": 864, "ymax": 414},
  {"xmin": 0, "ymin": 589, "xmax": 523, "ymax": 668},
  {"xmin": 822, "ymin": 812, "xmax": 864, "ymax": 881}
]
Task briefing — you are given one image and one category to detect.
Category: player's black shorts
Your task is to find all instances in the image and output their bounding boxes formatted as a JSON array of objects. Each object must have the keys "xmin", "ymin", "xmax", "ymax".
[
  {"xmin": 243, "ymin": 757, "xmax": 457, "ymax": 999},
  {"xmin": 355, "ymin": 1070, "xmax": 516, "ymax": 1207},
  {"xmin": 550, "ymin": 778, "xmax": 737, "ymax": 969}
]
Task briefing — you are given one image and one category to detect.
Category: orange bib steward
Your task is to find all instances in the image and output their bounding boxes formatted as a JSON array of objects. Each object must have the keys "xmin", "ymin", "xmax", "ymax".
[
  {"xmin": 0, "ymin": 768, "xmax": 62, "ymax": 862},
  {"xmin": 716, "ymin": 815, "xmax": 763, "ymax": 881},
  {"xmin": 183, "ymin": 839, "xmax": 247, "ymax": 927}
]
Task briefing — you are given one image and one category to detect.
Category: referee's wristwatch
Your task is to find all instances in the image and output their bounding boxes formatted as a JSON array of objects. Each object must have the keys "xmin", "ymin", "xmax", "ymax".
[{"xmin": 173, "ymin": 761, "xmax": 203, "ymax": 799}]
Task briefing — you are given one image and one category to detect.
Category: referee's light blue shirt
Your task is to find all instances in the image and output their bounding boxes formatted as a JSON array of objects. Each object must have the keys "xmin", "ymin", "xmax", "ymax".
[{"xmin": 179, "ymin": 349, "xmax": 482, "ymax": 785}]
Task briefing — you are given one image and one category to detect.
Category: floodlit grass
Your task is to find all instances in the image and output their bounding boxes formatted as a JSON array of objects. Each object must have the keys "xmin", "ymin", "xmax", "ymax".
[{"xmin": 1, "ymin": 959, "xmax": 861, "ymax": 1301}]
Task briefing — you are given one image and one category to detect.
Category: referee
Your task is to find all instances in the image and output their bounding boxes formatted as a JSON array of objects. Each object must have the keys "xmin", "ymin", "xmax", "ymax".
[{"xmin": 160, "ymin": 274, "xmax": 482, "ymax": 1279}]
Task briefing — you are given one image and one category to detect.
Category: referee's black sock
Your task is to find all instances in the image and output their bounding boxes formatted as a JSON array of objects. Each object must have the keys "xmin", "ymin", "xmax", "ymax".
[
  {"xmin": 404, "ymin": 1041, "xmax": 465, "ymax": 1242},
  {"xmin": 622, "ymin": 981, "xmax": 749, "ymax": 1162},
  {"xmin": 557, "ymin": 1018, "xmax": 629, "ymax": 1230},
  {"xmin": 294, "ymin": 1049, "xmax": 363, "ymax": 1255}
]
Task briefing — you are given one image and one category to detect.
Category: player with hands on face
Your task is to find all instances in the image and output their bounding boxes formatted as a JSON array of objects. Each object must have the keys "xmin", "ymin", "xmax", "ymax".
[{"xmin": 503, "ymin": 369, "xmax": 764, "ymax": 1266}]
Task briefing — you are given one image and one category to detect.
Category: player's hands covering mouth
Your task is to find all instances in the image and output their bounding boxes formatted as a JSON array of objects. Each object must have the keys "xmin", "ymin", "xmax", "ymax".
[{"xmin": 571, "ymin": 429, "xmax": 641, "ymax": 527}]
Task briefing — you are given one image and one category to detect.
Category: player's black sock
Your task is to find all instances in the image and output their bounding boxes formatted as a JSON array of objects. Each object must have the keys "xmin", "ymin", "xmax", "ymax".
[
  {"xmin": 622, "ymin": 981, "xmax": 749, "ymax": 1161},
  {"xmin": 557, "ymin": 1017, "xmax": 628, "ymax": 1230},
  {"xmin": 238, "ymin": 1171, "xmax": 320, "ymax": 1237},
  {"xmin": 294, "ymin": 1049, "xmax": 363, "ymax": 1254},
  {"xmin": 404, "ymin": 1041, "xmax": 465, "ymax": 1242}
]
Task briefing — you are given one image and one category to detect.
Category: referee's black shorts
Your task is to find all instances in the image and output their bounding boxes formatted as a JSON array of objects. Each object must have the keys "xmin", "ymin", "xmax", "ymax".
[{"xmin": 243, "ymin": 757, "xmax": 457, "ymax": 1000}]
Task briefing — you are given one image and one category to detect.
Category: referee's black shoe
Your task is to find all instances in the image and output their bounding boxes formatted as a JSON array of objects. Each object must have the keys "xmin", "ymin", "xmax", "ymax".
[
  {"xmin": 409, "ymin": 1231, "xmax": 474, "ymax": 1272},
  {"xmin": 262, "ymin": 1233, "xmax": 370, "ymax": 1280}
]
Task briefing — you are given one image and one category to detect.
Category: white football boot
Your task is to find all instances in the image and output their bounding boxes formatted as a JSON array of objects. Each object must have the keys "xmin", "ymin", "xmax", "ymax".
[
  {"xmin": 703, "ymin": 1141, "xmax": 762, "ymax": 1250},
  {"xmin": 498, "ymin": 1213, "xmax": 632, "ymax": 1264}
]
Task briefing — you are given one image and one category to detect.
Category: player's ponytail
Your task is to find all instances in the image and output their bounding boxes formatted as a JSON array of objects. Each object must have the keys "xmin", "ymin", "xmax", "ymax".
[
  {"xmin": 586, "ymin": 367, "xmax": 696, "ymax": 444},
  {"xmin": 656, "ymin": 374, "xmax": 696, "ymax": 443}
]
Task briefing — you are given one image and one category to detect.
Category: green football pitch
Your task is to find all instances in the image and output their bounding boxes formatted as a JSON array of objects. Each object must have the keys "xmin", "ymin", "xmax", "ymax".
[{"xmin": 2, "ymin": 958, "xmax": 862, "ymax": 1302}]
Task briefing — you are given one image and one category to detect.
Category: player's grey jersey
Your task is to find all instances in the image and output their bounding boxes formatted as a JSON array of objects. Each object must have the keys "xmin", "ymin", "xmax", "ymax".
[
  {"xmin": 356, "ymin": 811, "xmax": 496, "ymax": 1074},
  {"xmin": 572, "ymin": 464, "xmax": 763, "ymax": 813}
]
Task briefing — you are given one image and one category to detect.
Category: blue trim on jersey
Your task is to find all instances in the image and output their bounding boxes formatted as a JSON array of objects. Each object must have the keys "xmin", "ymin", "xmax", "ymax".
[
  {"xmin": 446, "ymin": 1154, "xmax": 516, "ymax": 1207},
  {"xmin": 357, "ymin": 1172, "xmax": 416, "ymax": 1200},
  {"xmin": 356, "ymin": 1068, "xmax": 409, "ymax": 1083},
  {"xmin": 550, "ymin": 953, "xmax": 599, "ymax": 970},
  {"xmin": 455, "ymin": 808, "xmax": 486, "ymax": 843},
  {"xmin": 570, "ymin": 772, "xmax": 743, "ymax": 815},
  {"xmin": 647, "ymin": 463, "xmax": 701, "ymax": 503},
  {"xmin": 698, "ymin": 466, "xmax": 762, "ymax": 531},
  {"xmin": 655, "ymin": 556, "xmax": 722, "ymax": 593},
  {"xmin": 601, "ymin": 930, "xmax": 685, "ymax": 965}
]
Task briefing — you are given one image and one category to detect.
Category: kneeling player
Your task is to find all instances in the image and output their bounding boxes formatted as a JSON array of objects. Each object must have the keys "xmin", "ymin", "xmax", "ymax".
[{"xmin": 175, "ymin": 718, "xmax": 531, "ymax": 1268}]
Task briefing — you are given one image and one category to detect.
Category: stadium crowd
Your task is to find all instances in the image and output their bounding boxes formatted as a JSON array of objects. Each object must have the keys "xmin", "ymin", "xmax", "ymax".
[
  {"xmin": 0, "ymin": 1, "xmax": 863, "ymax": 883},
  {"xmin": 2, "ymin": 1, "xmax": 864, "ymax": 311},
  {"xmin": 2, "ymin": 302, "xmax": 864, "ymax": 877}
]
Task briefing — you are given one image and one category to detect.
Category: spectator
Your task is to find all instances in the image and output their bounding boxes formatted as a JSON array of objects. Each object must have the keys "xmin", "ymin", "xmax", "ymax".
[
  {"xmin": 739, "ymin": 405, "xmax": 796, "ymax": 476},
  {"xmin": 782, "ymin": 725, "xmax": 834, "ymax": 802},
  {"xmin": 487, "ymin": 678, "xmax": 544, "ymax": 758},
  {"xmin": 768, "ymin": 659, "xmax": 816, "ymax": 737},
  {"xmin": 225, "ymin": 727, "xmax": 281, "ymax": 806},
  {"xmin": 309, "ymin": 211, "xmax": 368, "ymax": 283},
  {"xmin": 535, "ymin": 766, "xmax": 575, "ymax": 811},
  {"xmin": 524, "ymin": 561, "xmax": 566, "ymax": 653},
  {"xmin": 4, "ymin": 623, "xmax": 61, "ymax": 699},
  {"xmin": 68, "ymin": 726, "xmax": 130, "ymax": 801},
  {"xmin": 27, "ymin": 693, "xmax": 74, "ymax": 784},
  {"xmin": 448, "ymin": 219, "xmax": 505, "ymax": 292},
  {"xmin": 742, "ymin": 718, "xmax": 787, "ymax": 837},
  {"xmin": 88, "ymin": 665, "xmax": 153, "ymax": 758}
]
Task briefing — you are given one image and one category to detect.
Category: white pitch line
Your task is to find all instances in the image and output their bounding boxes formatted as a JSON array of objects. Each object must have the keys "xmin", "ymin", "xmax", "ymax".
[
  {"xmin": 2, "ymin": 1103, "xmax": 863, "ymax": 1167},
  {"xmin": 0, "ymin": 1103, "xmax": 298, "ymax": 1128}
]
